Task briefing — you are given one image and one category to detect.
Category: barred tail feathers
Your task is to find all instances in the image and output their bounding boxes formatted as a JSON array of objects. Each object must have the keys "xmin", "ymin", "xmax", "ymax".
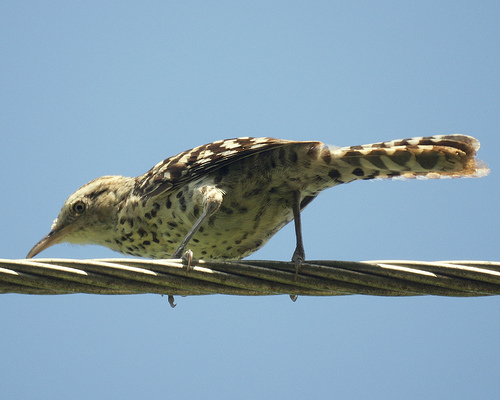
[{"xmin": 329, "ymin": 135, "xmax": 489, "ymax": 181}]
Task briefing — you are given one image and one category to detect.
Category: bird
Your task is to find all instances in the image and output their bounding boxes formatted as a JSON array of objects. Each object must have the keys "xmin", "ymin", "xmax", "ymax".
[{"xmin": 27, "ymin": 135, "xmax": 488, "ymax": 272}]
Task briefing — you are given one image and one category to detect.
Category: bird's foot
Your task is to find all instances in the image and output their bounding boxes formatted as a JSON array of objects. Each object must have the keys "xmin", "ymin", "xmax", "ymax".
[
  {"xmin": 182, "ymin": 249, "xmax": 194, "ymax": 271},
  {"xmin": 292, "ymin": 247, "xmax": 305, "ymax": 281}
]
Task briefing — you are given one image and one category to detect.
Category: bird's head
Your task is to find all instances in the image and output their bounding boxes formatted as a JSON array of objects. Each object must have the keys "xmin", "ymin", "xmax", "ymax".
[{"xmin": 27, "ymin": 175, "xmax": 134, "ymax": 258}]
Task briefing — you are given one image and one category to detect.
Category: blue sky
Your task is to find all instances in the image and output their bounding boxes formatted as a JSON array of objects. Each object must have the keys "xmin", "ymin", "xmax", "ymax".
[{"xmin": 1, "ymin": 1, "xmax": 499, "ymax": 399}]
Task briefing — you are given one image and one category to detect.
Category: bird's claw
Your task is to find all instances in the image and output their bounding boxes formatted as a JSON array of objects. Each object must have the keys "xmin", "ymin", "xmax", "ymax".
[
  {"xmin": 168, "ymin": 295, "xmax": 176, "ymax": 308},
  {"xmin": 182, "ymin": 249, "xmax": 194, "ymax": 271}
]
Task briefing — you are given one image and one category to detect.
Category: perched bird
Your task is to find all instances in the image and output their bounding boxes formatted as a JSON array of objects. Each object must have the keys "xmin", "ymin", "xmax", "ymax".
[{"xmin": 27, "ymin": 135, "xmax": 488, "ymax": 272}]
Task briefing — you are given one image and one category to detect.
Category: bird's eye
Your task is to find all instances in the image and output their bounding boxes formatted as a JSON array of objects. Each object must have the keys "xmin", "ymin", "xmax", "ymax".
[{"xmin": 72, "ymin": 200, "xmax": 86, "ymax": 215}]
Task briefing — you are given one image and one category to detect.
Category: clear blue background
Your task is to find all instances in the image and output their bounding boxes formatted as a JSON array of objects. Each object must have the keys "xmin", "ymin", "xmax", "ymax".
[{"xmin": 1, "ymin": 1, "xmax": 499, "ymax": 399}]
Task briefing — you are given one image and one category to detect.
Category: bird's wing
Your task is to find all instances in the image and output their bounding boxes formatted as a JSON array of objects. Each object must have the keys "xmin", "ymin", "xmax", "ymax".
[{"xmin": 134, "ymin": 137, "xmax": 318, "ymax": 198}]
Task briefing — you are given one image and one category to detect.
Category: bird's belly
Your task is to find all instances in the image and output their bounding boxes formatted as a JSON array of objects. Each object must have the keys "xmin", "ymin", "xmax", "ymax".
[
  {"xmin": 117, "ymin": 191, "xmax": 295, "ymax": 259},
  {"xmin": 189, "ymin": 198, "xmax": 295, "ymax": 259}
]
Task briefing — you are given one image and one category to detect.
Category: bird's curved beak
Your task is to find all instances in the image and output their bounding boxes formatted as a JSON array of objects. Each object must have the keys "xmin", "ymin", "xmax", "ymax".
[{"xmin": 26, "ymin": 226, "xmax": 70, "ymax": 258}]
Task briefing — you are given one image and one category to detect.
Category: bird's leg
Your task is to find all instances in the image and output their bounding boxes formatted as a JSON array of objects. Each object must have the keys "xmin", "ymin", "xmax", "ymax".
[
  {"xmin": 291, "ymin": 190, "xmax": 305, "ymax": 279},
  {"xmin": 171, "ymin": 186, "xmax": 223, "ymax": 262},
  {"xmin": 289, "ymin": 191, "xmax": 304, "ymax": 301}
]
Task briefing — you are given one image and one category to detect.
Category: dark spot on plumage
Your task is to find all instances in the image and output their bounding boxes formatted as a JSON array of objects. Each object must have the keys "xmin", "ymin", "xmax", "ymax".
[
  {"xmin": 321, "ymin": 150, "xmax": 332, "ymax": 165},
  {"xmin": 352, "ymin": 168, "xmax": 364, "ymax": 176},
  {"xmin": 152, "ymin": 233, "xmax": 159, "ymax": 243},
  {"xmin": 198, "ymin": 227, "xmax": 204, "ymax": 233},
  {"xmin": 168, "ymin": 221, "xmax": 178, "ymax": 228},
  {"xmin": 179, "ymin": 197, "xmax": 187, "ymax": 212},
  {"xmin": 201, "ymin": 250, "xmax": 207, "ymax": 255},
  {"xmin": 364, "ymin": 150, "xmax": 388, "ymax": 169},
  {"xmin": 153, "ymin": 202, "xmax": 160, "ymax": 210},
  {"xmin": 234, "ymin": 240, "xmax": 242, "ymax": 244},
  {"xmin": 114, "ymin": 239, "xmax": 121, "ymax": 245},
  {"xmin": 143, "ymin": 240, "xmax": 151, "ymax": 246},
  {"xmin": 168, "ymin": 165, "xmax": 183, "ymax": 180},
  {"xmin": 144, "ymin": 212, "xmax": 152, "ymax": 220},
  {"xmin": 226, "ymin": 246, "xmax": 233, "ymax": 251},
  {"xmin": 278, "ymin": 147, "xmax": 286, "ymax": 164},
  {"xmin": 193, "ymin": 205, "xmax": 200, "ymax": 217},
  {"xmin": 150, "ymin": 209, "xmax": 157, "ymax": 218},
  {"xmin": 252, "ymin": 206, "xmax": 266, "ymax": 229},
  {"xmin": 128, "ymin": 219, "xmax": 134, "ymax": 228},
  {"xmin": 306, "ymin": 144, "xmax": 320, "ymax": 159},
  {"xmin": 415, "ymin": 152, "xmax": 440, "ymax": 169},
  {"xmin": 192, "ymin": 238, "xmax": 199, "ymax": 243},
  {"xmin": 343, "ymin": 151, "xmax": 362, "ymax": 166},
  {"xmin": 328, "ymin": 169, "xmax": 341, "ymax": 179},
  {"xmin": 88, "ymin": 189, "xmax": 108, "ymax": 200},
  {"xmin": 187, "ymin": 149, "xmax": 202, "ymax": 163},
  {"xmin": 137, "ymin": 228, "xmax": 147, "ymax": 237},
  {"xmin": 344, "ymin": 150, "xmax": 362, "ymax": 158},
  {"xmin": 389, "ymin": 149, "xmax": 413, "ymax": 166},
  {"xmin": 119, "ymin": 217, "xmax": 126, "ymax": 225},
  {"xmin": 220, "ymin": 205, "xmax": 233, "ymax": 214},
  {"xmin": 289, "ymin": 150, "xmax": 298, "ymax": 164},
  {"xmin": 363, "ymin": 171, "xmax": 380, "ymax": 180},
  {"xmin": 312, "ymin": 174, "xmax": 326, "ymax": 184},
  {"xmin": 166, "ymin": 198, "xmax": 172, "ymax": 208},
  {"xmin": 176, "ymin": 191, "xmax": 183, "ymax": 199}
]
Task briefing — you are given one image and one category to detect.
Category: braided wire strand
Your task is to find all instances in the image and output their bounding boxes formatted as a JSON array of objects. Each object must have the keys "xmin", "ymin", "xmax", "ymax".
[{"xmin": 1, "ymin": 258, "xmax": 499, "ymax": 297}]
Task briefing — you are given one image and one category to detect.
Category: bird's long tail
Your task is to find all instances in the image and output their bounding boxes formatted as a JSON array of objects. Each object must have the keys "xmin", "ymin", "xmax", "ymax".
[{"xmin": 325, "ymin": 135, "xmax": 489, "ymax": 183}]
